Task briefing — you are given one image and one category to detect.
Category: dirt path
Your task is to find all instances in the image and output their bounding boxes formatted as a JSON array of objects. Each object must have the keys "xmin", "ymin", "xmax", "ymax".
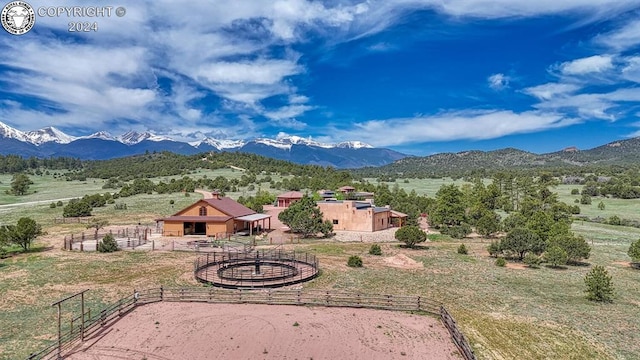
[
  {"xmin": 65, "ymin": 302, "xmax": 461, "ymax": 360},
  {"xmin": 0, "ymin": 197, "xmax": 76, "ymax": 208},
  {"xmin": 194, "ymin": 189, "xmax": 212, "ymax": 199}
]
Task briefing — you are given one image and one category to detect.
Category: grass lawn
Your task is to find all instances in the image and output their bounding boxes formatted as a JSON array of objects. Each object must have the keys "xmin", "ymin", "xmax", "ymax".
[{"xmin": 2, "ymin": 175, "xmax": 640, "ymax": 359}]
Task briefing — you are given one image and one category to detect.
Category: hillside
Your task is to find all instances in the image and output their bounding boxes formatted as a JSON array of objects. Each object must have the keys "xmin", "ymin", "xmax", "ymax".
[{"xmin": 357, "ymin": 137, "xmax": 640, "ymax": 177}]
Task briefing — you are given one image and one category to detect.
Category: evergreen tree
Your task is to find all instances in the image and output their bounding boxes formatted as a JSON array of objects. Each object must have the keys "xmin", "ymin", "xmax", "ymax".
[
  {"xmin": 584, "ymin": 265, "xmax": 614, "ymax": 302},
  {"xmin": 395, "ymin": 226, "xmax": 427, "ymax": 248},
  {"xmin": 9, "ymin": 173, "xmax": 33, "ymax": 196},
  {"xmin": 628, "ymin": 239, "xmax": 640, "ymax": 263},
  {"xmin": 0, "ymin": 217, "xmax": 44, "ymax": 251},
  {"xmin": 278, "ymin": 195, "xmax": 332, "ymax": 238}
]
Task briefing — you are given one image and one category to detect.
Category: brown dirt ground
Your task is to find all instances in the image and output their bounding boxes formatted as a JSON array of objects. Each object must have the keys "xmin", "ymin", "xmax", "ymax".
[
  {"xmin": 382, "ymin": 254, "xmax": 424, "ymax": 269},
  {"xmin": 65, "ymin": 302, "xmax": 461, "ymax": 360}
]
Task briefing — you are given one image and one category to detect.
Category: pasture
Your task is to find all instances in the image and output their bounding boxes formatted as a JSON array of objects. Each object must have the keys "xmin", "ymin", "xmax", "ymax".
[{"xmin": 0, "ymin": 175, "xmax": 639, "ymax": 359}]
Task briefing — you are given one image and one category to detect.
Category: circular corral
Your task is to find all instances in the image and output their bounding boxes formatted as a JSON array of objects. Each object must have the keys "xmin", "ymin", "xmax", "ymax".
[{"xmin": 194, "ymin": 249, "xmax": 319, "ymax": 289}]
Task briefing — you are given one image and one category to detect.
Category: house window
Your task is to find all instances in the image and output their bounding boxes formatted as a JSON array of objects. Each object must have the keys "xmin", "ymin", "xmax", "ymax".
[
  {"xmin": 199, "ymin": 206, "xmax": 207, "ymax": 216},
  {"xmin": 332, "ymin": 219, "xmax": 339, "ymax": 225}
]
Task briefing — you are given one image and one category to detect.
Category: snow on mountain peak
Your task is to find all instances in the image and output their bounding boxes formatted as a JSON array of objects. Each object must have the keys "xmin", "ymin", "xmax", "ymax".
[
  {"xmin": 336, "ymin": 141, "xmax": 374, "ymax": 149},
  {"xmin": 0, "ymin": 121, "xmax": 377, "ymax": 152},
  {"xmin": 274, "ymin": 133, "xmax": 332, "ymax": 148},
  {"xmin": 190, "ymin": 137, "xmax": 245, "ymax": 150},
  {"xmin": 79, "ymin": 131, "xmax": 116, "ymax": 141},
  {"xmin": 26, "ymin": 126, "xmax": 76, "ymax": 145},
  {"xmin": 118, "ymin": 131, "xmax": 172, "ymax": 145},
  {"xmin": 0, "ymin": 121, "xmax": 30, "ymax": 142}
]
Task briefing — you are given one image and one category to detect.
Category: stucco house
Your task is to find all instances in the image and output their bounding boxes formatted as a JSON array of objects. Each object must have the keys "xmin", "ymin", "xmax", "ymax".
[
  {"xmin": 158, "ymin": 192, "xmax": 271, "ymax": 237},
  {"xmin": 316, "ymin": 200, "xmax": 406, "ymax": 232},
  {"xmin": 276, "ymin": 191, "xmax": 303, "ymax": 208}
]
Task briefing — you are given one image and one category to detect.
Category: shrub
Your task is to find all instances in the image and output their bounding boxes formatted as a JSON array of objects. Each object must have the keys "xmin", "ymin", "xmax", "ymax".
[
  {"xmin": 523, "ymin": 253, "xmax": 541, "ymax": 268},
  {"xmin": 56, "ymin": 200, "xmax": 63, "ymax": 207},
  {"xmin": 584, "ymin": 265, "xmax": 614, "ymax": 302},
  {"xmin": 395, "ymin": 226, "xmax": 427, "ymax": 248},
  {"xmin": 571, "ymin": 188, "xmax": 580, "ymax": 195},
  {"xmin": 369, "ymin": 244, "xmax": 382, "ymax": 256},
  {"xmin": 597, "ymin": 201, "xmax": 605, "ymax": 210},
  {"xmin": 495, "ymin": 257, "xmax": 506, "ymax": 267},
  {"xmin": 97, "ymin": 233, "xmax": 119, "ymax": 253},
  {"xmin": 607, "ymin": 215, "xmax": 621, "ymax": 226},
  {"xmin": 487, "ymin": 241, "xmax": 501, "ymax": 257},
  {"xmin": 442, "ymin": 223, "xmax": 472, "ymax": 239},
  {"xmin": 63, "ymin": 199, "xmax": 92, "ymax": 217},
  {"xmin": 544, "ymin": 246, "xmax": 568, "ymax": 268},
  {"xmin": 49, "ymin": 202, "xmax": 57, "ymax": 209},
  {"xmin": 580, "ymin": 193, "xmax": 592, "ymax": 205},
  {"xmin": 457, "ymin": 243, "xmax": 468, "ymax": 255},
  {"xmin": 628, "ymin": 239, "xmax": 640, "ymax": 263},
  {"xmin": 347, "ymin": 255, "xmax": 363, "ymax": 267}
]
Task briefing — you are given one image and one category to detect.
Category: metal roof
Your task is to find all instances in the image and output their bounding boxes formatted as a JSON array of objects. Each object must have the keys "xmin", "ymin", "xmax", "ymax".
[
  {"xmin": 235, "ymin": 213, "xmax": 272, "ymax": 222},
  {"xmin": 159, "ymin": 215, "xmax": 232, "ymax": 222}
]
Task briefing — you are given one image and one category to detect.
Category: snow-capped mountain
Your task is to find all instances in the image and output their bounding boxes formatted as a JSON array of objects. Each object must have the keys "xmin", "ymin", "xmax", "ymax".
[
  {"xmin": 118, "ymin": 131, "xmax": 173, "ymax": 145},
  {"xmin": 191, "ymin": 137, "xmax": 245, "ymax": 150},
  {"xmin": 0, "ymin": 121, "xmax": 407, "ymax": 168},
  {"xmin": 336, "ymin": 141, "xmax": 374, "ymax": 149},
  {"xmin": 79, "ymin": 131, "xmax": 116, "ymax": 141},
  {"xmin": 0, "ymin": 121, "xmax": 30, "ymax": 142},
  {"xmin": 26, "ymin": 127, "xmax": 77, "ymax": 145},
  {"xmin": 274, "ymin": 134, "xmax": 333, "ymax": 148}
]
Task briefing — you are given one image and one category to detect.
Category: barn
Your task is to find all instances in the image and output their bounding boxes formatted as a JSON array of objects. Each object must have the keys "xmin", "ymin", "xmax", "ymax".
[{"xmin": 158, "ymin": 192, "xmax": 271, "ymax": 237}]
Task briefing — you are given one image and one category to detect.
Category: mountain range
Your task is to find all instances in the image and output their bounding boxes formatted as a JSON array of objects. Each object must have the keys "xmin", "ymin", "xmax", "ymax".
[
  {"xmin": 362, "ymin": 137, "xmax": 640, "ymax": 176},
  {"xmin": 0, "ymin": 122, "xmax": 407, "ymax": 168}
]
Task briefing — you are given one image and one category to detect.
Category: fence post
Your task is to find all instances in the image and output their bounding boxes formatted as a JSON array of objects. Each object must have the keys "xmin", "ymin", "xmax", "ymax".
[
  {"xmin": 80, "ymin": 240, "xmax": 83, "ymax": 252},
  {"xmin": 160, "ymin": 286, "xmax": 164, "ymax": 301},
  {"xmin": 417, "ymin": 296, "xmax": 421, "ymax": 311}
]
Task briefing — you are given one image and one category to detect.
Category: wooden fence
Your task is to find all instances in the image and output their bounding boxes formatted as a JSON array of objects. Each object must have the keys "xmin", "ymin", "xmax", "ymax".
[
  {"xmin": 27, "ymin": 287, "xmax": 475, "ymax": 360},
  {"xmin": 440, "ymin": 306, "xmax": 476, "ymax": 360},
  {"xmin": 62, "ymin": 227, "xmax": 152, "ymax": 251}
]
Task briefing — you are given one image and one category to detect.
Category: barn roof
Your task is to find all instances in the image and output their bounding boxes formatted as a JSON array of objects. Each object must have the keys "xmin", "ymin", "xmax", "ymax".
[
  {"xmin": 202, "ymin": 197, "xmax": 255, "ymax": 217},
  {"xmin": 160, "ymin": 215, "xmax": 232, "ymax": 222}
]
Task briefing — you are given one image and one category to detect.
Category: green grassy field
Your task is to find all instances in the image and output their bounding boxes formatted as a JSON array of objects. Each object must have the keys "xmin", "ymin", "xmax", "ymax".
[
  {"xmin": 1, "ymin": 174, "xmax": 640, "ymax": 359},
  {"xmin": 0, "ymin": 174, "xmax": 107, "ymax": 205}
]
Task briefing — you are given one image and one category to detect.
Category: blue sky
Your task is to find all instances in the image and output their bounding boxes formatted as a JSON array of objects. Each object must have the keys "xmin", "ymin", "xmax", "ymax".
[{"xmin": 1, "ymin": 1, "xmax": 640, "ymax": 155}]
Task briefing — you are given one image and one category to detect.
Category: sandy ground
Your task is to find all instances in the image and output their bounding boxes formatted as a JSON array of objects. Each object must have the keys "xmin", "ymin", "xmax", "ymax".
[{"xmin": 65, "ymin": 302, "xmax": 461, "ymax": 360}]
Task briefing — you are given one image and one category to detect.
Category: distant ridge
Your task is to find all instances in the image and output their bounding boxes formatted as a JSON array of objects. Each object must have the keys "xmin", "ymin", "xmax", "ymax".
[
  {"xmin": 359, "ymin": 137, "xmax": 640, "ymax": 176},
  {"xmin": 0, "ymin": 121, "xmax": 406, "ymax": 168}
]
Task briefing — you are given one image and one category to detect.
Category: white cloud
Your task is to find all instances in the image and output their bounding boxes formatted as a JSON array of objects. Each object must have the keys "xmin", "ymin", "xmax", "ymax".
[
  {"xmin": 621, "ymin": 56, "xmax": 640, "ymax": 83},
  {"xmin": 367, "ymin": 42, "xmax": 394, "ymax": 52},
  {"xmin": 488, "ymin": 73, "xmax": 510, "ymax": 90},
  {"xmin": 264, "ymin": 105, "xmax": 314, "ymax": 121},
  {"xmin": 531, "ymin": 87, "xmax": 640, "ymax": 121},
  {"xmin": 196, "ymin": 59, "xmax": 302, "ymax": 85},
  {"xmin": 3, "ymin": 0, "xmax": 640, "ymax": 141},
  {"xmin": 595, "ymin": 18, "xmax": 640, "ymax": 50},
  {"xmin": 558, "ymin": 55, "xmax": 614, "ymax": 75},
  {"xmin": 330, "ymin": 110, "xmax": 578, "ymax": 147},
  {"xmin": 523, "ymin": 83, "xmax": 581, "ymax": 100},
  {"xmin": 289, "ymin": 95, "xmax": 309, "ymax": 104}
]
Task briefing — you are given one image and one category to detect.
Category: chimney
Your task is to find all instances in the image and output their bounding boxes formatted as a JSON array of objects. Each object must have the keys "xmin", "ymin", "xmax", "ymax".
[{"xmin": 211, "ymin": 190, "xmax": 221, "ymax": 199}]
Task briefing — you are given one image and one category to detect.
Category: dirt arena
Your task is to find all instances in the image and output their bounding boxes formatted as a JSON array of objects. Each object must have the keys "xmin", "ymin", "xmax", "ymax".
[{"xmin": 65, "ymin": 302, "xmax": 462, "ymax": 360}]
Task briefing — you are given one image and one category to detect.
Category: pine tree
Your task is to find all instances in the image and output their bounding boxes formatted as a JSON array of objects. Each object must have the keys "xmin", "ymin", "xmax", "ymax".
[{"xmin": 584, "ymin": 265, "xmax": 614, "ymax": 302}]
